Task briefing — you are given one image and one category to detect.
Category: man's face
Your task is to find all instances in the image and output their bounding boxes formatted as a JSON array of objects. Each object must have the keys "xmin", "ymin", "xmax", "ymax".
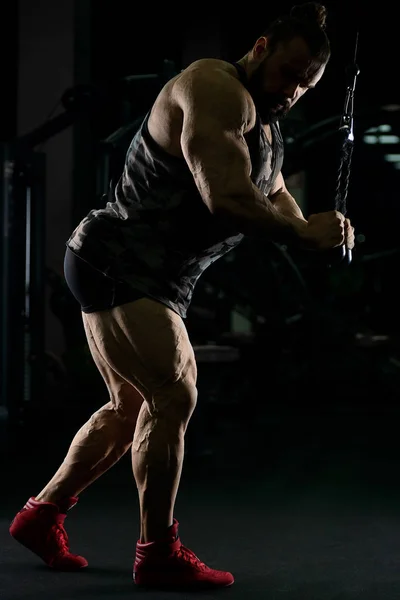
[{"xmin": 247, "ymin": 36, "xmax": 326, "ymax": 123}]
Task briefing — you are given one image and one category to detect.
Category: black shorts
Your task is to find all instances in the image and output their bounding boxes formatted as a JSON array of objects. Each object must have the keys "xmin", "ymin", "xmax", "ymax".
[{"xmin": 63, "ymin": 246, "xmax": 143, "ymax": 312}]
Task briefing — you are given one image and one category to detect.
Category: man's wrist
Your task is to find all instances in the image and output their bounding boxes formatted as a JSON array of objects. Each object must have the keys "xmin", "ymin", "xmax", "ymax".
[{"xmin": 288, "ymin": 217, "xmax": 308, "ymax": 246}]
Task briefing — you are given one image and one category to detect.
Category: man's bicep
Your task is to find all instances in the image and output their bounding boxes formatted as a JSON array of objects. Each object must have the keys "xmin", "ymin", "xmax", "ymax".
[
  {"xmin": 181, "ymin": 117, "xmax": 252, "ymax": 211},
  {"xmin": 174, "ymin": 69, "xmax": 254, "ymax": 213}
]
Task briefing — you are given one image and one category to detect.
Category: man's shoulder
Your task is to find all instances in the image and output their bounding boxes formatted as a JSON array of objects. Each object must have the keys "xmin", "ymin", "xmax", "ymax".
[
  {"xmin": 178, "ymin": 58, "xmax": 243, "ymax": 90},
  {"xmin": 184, "ymin": 58, "xmax": 235, "ymax": 74},
  {"xmin": 173, "ymin": 58, "xmax": 252, "ymax": 119}
]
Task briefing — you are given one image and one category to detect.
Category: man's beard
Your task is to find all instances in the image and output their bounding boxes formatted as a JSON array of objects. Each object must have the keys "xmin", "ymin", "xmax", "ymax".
[{"xmin": 246, "ymin": 65, "xmax": 290, "ymax": 124}]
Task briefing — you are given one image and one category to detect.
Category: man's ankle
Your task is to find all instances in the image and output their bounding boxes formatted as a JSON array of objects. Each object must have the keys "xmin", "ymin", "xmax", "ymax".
[{"xmin": 140, "ymin": 520, "xmax": 175, "ymax": 543}]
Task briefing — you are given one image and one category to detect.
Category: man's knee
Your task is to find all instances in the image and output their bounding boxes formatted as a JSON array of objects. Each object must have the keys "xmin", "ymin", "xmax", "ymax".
[
  {"xmin": 153, "ymin": 361, "xmax": 197, "ymax": 420},
  {"xmin": 175, "ymin": 377, "xmax": 198, "ymax": 421},
  {"xmin": 132, "ymin": 378, "xmax": 197, "ymax": 453}
]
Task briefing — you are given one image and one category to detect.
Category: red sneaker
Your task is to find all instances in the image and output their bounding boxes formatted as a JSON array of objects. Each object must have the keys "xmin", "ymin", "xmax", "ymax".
[
  {"xmin": 133, "ymin": 519, "xmax": 234, "ymax": 590},
  {"xmin": 9, "ymin": 496, "xmax": 88, "ymax": 570}
]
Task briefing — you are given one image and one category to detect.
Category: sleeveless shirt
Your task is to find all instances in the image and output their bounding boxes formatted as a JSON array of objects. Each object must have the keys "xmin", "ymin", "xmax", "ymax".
[{"xmin": 66, "ymin": 62, "xmax": 284, "ymax": 318}]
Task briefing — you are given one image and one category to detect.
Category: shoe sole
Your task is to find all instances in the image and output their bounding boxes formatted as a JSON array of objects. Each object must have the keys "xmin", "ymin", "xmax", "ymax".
[{"xmin": 133, "ymin": 574, "xmax": 234, "ymax": 591}]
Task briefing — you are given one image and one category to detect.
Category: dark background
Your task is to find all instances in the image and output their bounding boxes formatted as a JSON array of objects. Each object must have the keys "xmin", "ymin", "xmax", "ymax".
[
  {"xmin": 4, "ymin": 3, "xmax": 400, "ymax": 599},
  {"xmin": 1, "ymin": 0, "xmax": 400, "ymax": 471},
  {"xmin": 2, "ymin": 1, "xmax": 395, "ymax": 134}
]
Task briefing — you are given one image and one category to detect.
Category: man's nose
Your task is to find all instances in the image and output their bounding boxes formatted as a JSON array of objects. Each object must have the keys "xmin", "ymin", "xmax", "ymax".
[{"xmin": 282, "ymin": 82, "xmax": 300, "ymax": 99}]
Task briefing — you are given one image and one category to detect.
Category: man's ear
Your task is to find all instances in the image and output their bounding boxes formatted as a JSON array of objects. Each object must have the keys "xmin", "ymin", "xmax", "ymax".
[{"xmin": 252, "ymin": 36, "xmax": 269, "ymax": 60}]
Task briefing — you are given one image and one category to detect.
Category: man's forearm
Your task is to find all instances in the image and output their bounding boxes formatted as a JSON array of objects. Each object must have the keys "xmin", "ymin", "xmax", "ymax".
[
  {"xmin": 268, "ymin": 190, "xmax": 306, "ymax": 221},
  {"xmin": 213, "ymin": 184, "xmax": 307, "ymax": 244}
]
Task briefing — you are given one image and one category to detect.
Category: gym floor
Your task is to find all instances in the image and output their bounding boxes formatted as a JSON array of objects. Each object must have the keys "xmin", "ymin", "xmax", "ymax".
[{"xmin": 2, "ymin": 403, "xmax": 400, "ymax": 599}]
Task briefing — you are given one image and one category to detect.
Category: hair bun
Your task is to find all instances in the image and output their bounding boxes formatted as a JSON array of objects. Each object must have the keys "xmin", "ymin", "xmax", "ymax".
[{"xmin": 290, "ymin": 2, "xmax": 327, "ymax": 29}]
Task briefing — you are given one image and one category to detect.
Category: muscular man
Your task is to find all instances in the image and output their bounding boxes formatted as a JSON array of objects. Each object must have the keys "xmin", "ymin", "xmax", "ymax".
[{"xmin": 10, "ymin": 2, "xmax": 354, "ymax": 590}]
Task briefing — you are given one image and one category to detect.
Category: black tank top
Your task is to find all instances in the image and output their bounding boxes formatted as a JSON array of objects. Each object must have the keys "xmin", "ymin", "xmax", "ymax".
[{"xmin": 66, "ymin": 62, "xmax": 284, "ymax": 318}]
